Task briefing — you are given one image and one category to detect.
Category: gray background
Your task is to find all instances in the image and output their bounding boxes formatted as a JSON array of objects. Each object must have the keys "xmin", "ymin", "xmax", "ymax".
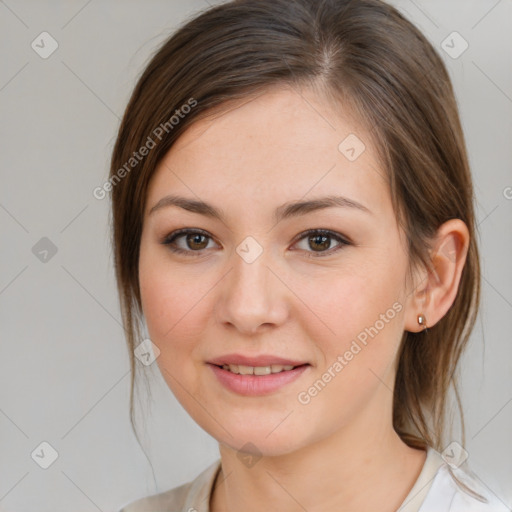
[{"xmin": 0, "ymin": 0, "xmax": 511, "ymax": 510}]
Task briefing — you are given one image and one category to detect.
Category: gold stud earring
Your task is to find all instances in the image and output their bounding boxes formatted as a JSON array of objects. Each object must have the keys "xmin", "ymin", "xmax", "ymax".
[{"xmin": 417, "ymin": 313, "xmax": 427, "ymax": 329}]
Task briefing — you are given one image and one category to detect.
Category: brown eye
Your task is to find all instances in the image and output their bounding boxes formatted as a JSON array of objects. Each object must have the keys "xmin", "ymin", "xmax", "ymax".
[
  {"xmin": 161, "ymin": 228, "xmax": 351, "ymax": 259},
  {"xmin": 161, "ymin": 229, "xmax": 217, "ymax": 256},
  {"xmin": 185, "ymin": 233, "xmax": 209, "ymax": 250},
  {"xmin": 293, "ymin": 229, "xmax": 351, "ymax": 258},
  {"xmin": 308, "ymin": 233, "xmax": 331, "ymax": 251}
]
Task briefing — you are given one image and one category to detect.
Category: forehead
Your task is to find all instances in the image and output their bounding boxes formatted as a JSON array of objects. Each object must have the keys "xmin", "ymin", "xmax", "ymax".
[{"xmin": 146, "ymin": 85, "xmax": 389, "ymax": 219}]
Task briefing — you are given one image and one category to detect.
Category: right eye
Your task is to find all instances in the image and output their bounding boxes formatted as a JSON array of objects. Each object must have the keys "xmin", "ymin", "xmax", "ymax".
[{"xmin": 161, "ymin": 228, "xmax": 219, "ymax": 257}]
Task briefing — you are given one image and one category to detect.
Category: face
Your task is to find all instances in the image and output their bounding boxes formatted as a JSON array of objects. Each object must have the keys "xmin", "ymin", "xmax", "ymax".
[{"xmin": 138, "ymin": 85, "xmax": 414, "ymax": 456}]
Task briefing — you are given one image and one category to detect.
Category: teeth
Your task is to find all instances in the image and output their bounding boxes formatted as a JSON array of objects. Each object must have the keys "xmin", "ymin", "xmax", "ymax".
[
  {"xmin": 221, "ymin": 364, "xmax": 297, "ymax": 374},
  {"xmin": 238, "ymin": 365, "xmax": 254, "ymax": 375},
  {"xmin": 254, "ymin": 366, "xmax": 271, "ymax": 375}
]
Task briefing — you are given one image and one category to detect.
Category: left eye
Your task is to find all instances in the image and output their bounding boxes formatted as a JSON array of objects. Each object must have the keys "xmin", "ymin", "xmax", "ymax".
[
  {"xmin": 161, "ymin": 228, "xmax": 351, "ymax": 258},
  {"xmin": 292, "ymin": 229, "xmax": 351, "ymax": 257}
]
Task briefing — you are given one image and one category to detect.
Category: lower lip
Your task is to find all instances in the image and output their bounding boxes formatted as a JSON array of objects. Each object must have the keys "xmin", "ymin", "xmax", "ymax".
[{"xmin": 208, "ymin": 364, "xmax": 310, "ymax": 396}]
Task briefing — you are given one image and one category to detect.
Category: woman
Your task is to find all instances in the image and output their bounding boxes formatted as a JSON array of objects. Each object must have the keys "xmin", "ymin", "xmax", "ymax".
[{"xmin": 111, "ymin": 0, "xmax": 509, "ymax": 510}]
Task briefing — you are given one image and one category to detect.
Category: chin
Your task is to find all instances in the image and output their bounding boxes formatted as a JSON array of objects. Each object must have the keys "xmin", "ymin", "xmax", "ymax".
[
  {"xmin": 211, "ymin": 421, "xmax": 311, "ymax": 458},
  {"xmin": 222, "ymin": 436, "xmax": 303, "ymax": 459}
]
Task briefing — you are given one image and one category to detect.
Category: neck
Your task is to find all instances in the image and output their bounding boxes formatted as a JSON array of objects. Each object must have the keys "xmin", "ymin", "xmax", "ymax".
[{"xmin": 210, "ymin": 396, "xmax": 426, "ymax": 512}]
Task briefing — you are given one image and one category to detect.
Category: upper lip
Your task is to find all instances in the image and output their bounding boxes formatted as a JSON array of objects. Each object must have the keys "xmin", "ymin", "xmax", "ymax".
[{"xmin": 207, "ymin": 353, "xmax": 309, "ymax": 367}]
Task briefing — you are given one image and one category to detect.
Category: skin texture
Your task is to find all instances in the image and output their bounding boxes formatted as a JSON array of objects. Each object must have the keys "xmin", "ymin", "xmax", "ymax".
[{"xmin": 138, "ymin": 85, "xmax": 470, "ymax": 512}]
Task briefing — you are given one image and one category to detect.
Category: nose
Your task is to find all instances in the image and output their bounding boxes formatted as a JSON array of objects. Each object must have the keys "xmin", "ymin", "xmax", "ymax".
[{"xmin": 214, "ymin": 244, "xmax": 290, "ymax": 335}]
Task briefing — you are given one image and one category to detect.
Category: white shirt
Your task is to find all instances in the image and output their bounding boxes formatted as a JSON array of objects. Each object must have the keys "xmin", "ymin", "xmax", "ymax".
[{"xmin": 119, "ymin": 446, "xmax": 511, "ymax": 511}]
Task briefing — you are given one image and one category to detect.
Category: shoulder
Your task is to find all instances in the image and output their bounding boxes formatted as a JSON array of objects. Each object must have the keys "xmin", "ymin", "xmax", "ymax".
[
  {"xmin": 420, "ymin": 454, "xmax": 510, "ymax": 512},
  {"xmin": 118, "ymin": 480, "xmax": 192, "ymax": 512},
  {"xmin": 118, "ymin": 459, "xmax": 222, "ymax": 512}
]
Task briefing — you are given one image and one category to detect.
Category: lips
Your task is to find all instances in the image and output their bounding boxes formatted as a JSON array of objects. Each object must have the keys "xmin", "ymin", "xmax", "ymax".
[
  {"xmin": 206, "ymin": 353, "xmax": 310, "ymax": 395},
  {"xmin": 220, "ymin": 363, "xmax": 296, "ymax": 375},
  {"xmin": 207, "ymin": 353, "xmax": 308, "ymax": 367},
  {"xmin": 208, "ymin": 362, "xmax": 310, "ymax": 396}
]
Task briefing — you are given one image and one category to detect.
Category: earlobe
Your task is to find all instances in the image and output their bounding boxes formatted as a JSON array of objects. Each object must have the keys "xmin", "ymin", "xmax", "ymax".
[
  {"xmin": 404, "ymin": 219, "xmax": 470, "ymax": 333},
  {"xmin": 417, "ymin": 313, "xmax": 428, "ymax": 330}
]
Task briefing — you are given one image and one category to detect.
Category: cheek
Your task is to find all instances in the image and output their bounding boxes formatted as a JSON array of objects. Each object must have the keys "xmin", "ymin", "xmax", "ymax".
[
  {"xmin": 298, "ymin": 254, "xmax": 406, "ymax": 383},
  {"xmin": 295, "ymin": 274, "xmax": 405, "ymax": 428},
  {"xmin": 138, "ymin": 248, "xmax": 220, "ymax": 391},
  {"xmin": 138, "ymin": 258, "xmax": 210, "ymax": 406},
  {"xmin": 302, "ymin": 258, "xmax": 404, "ymax": 336},
  {"xmin": 139, "ymin": 243, "xmax": 203, "ymax": 339}
]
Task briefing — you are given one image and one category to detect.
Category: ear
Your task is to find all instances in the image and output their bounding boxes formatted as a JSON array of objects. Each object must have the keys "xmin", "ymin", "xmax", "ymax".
[{"xmin": 404, "ymin": 219, "xmax": 470, "ymax": 333}]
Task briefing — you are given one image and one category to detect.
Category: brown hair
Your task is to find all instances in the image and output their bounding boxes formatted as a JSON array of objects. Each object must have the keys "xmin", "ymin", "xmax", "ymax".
[{"xmin": 109, "ymin": 0, "xmax": 480, "ymax": 456}]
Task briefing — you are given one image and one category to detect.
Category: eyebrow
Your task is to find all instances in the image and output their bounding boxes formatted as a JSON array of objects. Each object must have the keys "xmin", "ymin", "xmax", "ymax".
[{"xmin": 148, "ymin": 194, "xmax": 372, "ymax": 222}]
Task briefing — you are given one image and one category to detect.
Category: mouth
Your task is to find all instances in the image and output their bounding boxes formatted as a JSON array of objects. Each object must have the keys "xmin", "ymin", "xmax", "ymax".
[
  {"xmin": 212, "ymin": 363, "xmax": 308, "ymax": 375},
  {"xmin": 207, "ymin": 353, "xmax": 309, "ymax": 368},
  {"xmin": 207, "ymin": 361, "xmax": 311, "ymax": 396}
]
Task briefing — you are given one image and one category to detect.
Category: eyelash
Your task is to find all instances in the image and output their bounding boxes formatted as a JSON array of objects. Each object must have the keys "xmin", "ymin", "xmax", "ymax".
[{"xmin": 160, "ymin": 228, "xmax": 352, "ymax": 259}]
